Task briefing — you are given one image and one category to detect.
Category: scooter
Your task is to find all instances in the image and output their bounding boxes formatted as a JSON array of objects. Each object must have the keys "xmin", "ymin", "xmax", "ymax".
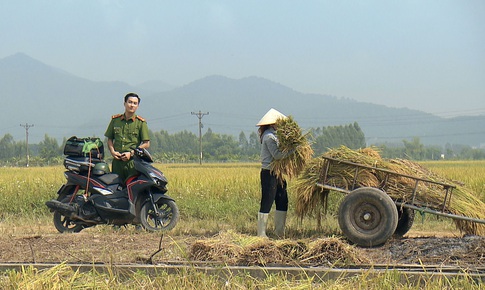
[{"xmin": 46, "ymin": 147, "xmax": 179, "ymax": 233}]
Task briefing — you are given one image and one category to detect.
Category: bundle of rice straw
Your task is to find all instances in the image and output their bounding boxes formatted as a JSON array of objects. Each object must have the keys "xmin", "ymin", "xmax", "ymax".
[
  {"xmin": 270, "ymin": 116, "xmax": 313, "ymax": 181},
  {"xmin": 299, "ymin": 237, "xmax": 369, "ymax": 265},
  {"xmin": 294, "ymin": 145, "xmax": 485, "ymax": 236},
  {"xmin": 189, "ymin": 231, "xmax": 366, "ymax": 266},
  {"xmin": 293, "ymin": 157, "xmax": 330, "ymax": 219}
]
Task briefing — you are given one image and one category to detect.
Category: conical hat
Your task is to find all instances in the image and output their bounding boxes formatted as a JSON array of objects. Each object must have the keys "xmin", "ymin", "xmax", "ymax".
[{"xmin": 256, "ymin": 108, "xmax": 287, "ymax": 126}]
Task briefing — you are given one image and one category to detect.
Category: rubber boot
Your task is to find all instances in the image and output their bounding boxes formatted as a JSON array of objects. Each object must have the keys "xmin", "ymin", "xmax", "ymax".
[
  {"xmin": 274, "ymin": 210, "xmax": 287, "ymax": 238},
  {"xmin": 257, "ymin": 212, "xmax": 269, "ymax": 237}
]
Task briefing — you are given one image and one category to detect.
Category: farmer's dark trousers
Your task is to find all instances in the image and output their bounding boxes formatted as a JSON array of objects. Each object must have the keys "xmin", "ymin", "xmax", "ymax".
[{"xmin": 260, "ymin": 169, "xmax": 288, "ymax": 213}]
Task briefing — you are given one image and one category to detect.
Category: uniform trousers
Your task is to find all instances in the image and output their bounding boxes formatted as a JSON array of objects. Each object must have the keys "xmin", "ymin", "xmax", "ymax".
[{"xmin": 112, "ymin": 158, "xmax": 137, "ymax": 184}]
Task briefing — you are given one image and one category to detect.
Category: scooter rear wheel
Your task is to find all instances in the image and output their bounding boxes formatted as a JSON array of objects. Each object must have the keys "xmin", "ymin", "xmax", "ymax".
[
  {"xmin": 140, "ymin": 199, "xmax": 179, "ymax": 232},
  {"xmin": 53, "ymin": 195, "xmax": 84, "ymax": 233}
]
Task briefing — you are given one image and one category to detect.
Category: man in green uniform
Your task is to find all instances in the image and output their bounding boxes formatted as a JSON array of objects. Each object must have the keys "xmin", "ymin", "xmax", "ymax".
[{"xmin": 104, "ymin": 93, "xmax": 150, "ymax": 184}]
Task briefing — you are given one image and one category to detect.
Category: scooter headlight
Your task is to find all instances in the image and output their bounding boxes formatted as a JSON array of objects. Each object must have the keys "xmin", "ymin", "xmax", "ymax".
[{"xmin": 149, "ymin": 172, "xmax": 167, "ymax": 188}]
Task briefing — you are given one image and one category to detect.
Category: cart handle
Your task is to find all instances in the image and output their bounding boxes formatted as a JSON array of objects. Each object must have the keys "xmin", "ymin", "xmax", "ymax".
[{"xmin": 396, "ymin": 201, "xmax": 485, "ymax": 225}]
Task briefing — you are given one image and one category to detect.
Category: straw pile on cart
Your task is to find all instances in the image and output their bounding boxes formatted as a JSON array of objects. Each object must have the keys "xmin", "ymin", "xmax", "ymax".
[{"xmin": 293, "ymin": 146, "xmax": 485, "ymax": 236}]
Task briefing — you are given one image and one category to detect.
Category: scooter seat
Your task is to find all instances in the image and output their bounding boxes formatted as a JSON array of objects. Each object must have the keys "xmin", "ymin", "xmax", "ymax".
[{"xmin": 97, "ymin": 173, "xmax": 122, "ymax": 186}]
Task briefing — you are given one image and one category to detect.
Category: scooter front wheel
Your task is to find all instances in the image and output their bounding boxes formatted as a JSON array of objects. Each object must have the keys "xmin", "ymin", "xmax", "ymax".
[{"xmin": 140, "ymin": 199, "xmax": 179, "ymax": 232}]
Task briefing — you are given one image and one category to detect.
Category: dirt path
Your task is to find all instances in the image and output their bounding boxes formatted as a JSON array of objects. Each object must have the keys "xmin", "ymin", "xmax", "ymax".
[{"xmin": 1, "ymin": 228, "xmax": 484, "ymax": 268}]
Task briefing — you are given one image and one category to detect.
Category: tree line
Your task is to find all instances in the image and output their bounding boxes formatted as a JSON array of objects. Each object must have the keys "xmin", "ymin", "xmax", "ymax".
[{"xmin": 1, "ymin": 122, "xmax": 484, "ymax": 166}]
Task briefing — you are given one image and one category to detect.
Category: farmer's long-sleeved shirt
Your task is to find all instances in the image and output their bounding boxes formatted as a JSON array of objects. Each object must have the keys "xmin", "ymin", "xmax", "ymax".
[{"xmin": 260, "ymin": 127, "xmax": 289, "ymax": 170}]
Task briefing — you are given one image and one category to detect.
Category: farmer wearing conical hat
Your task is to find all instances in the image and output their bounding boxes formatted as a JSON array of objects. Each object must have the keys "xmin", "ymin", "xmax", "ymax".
[{"xmin": 256, "ymin": 108, "xmax": 294, "ymax": 238}]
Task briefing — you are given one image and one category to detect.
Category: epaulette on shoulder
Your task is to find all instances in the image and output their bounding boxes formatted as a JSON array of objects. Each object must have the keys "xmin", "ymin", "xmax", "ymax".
[
  {"xmin": 112, "ymin": 114, "xmax": 123, "ymax": 119},
  {"xmin": 136, "ymin": 115, "xmax": 146, "ymax": 122}
]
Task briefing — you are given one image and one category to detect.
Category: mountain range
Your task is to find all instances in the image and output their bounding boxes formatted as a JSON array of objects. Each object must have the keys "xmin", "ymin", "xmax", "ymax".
[{"xmin": 1, "ymin": 53, "xmax": 484, "ymax": 148}]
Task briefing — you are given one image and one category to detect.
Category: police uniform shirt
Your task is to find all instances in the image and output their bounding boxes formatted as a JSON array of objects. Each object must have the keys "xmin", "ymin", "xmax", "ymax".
[{"xmin": 104, "ymin": 114, "xmax": 150, "ymax": 153}]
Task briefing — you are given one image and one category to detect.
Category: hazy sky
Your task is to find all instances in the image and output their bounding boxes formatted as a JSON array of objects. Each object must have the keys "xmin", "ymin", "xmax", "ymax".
[{"xmin": 1, "ymin": 1, "xmax": 484, "ymax": 117}]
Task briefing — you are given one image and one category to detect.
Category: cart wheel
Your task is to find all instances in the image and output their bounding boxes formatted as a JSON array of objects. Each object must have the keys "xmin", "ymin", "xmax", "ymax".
[
  {"xmin": 394, "ymin": 206, "xmax": 415, "ymax": 237},
  {"xmin": 338, "ymin": 187, "xmax": 398, "ymax": 247}
]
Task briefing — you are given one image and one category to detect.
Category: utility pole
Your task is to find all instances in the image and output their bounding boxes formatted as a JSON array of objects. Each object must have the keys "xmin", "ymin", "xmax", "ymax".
[
  {"xmin": 191, "ymin": 111, "xmax": 209, "ymax": 165},
  {"xmin": 20, "ymin": 123, "xmax": 34, "ymax": 167}
]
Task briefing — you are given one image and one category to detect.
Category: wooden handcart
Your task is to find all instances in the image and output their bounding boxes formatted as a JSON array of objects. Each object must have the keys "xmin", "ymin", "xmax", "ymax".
[{"xmin": 317, "ymin": 156, "xmax": 485, "ymax": 247}]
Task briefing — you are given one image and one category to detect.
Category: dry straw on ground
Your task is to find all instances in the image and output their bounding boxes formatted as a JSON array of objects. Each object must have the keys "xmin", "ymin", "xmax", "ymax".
[
  {"xmin": 293, "ymin": 146, "xmax": 485, "ymax": 236},
  {"xmin": 270, "ymin": 116, "xmax": 313, "ymax": 182},
  {"xmin": 188, "ymin": 231, "xmax": 367, "ymax": 266}
]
